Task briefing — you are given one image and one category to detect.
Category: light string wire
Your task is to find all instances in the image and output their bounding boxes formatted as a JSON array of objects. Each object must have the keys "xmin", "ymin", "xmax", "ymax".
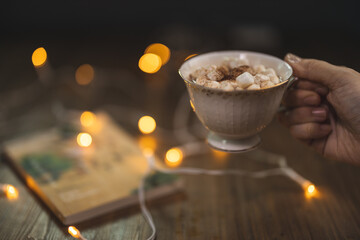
[
  {"xmin": 0, "ymin": 58, "xmax": 316, "ymax": 239},
  {"xmin": 135, "ymin": 91, "xmax": 315, "ymax": 240},
  {"xmin": 137, "ymin": 145, "xmax": 314, "ymax": 240}
]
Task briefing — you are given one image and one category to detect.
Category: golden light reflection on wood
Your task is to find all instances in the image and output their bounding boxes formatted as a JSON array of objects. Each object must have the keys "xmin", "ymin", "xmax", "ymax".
[{"xmin": 211, "ymin": 149, "xmax": 228, "ymax": 160}]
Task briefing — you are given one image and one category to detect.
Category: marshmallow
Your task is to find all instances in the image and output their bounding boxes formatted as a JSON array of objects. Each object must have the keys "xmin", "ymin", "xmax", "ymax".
[
  {"xmin": 269, "ymin": 75, "xmax": 280, "ymax": 84},
  {"xmin": 220, "ymin": 81, "xmax": 234, "ymax": 91},
  {"xmin": 247, "ymin": 84, "xmax": 260, "ymax": 90},
  {"xmin": 260, "ymin": 80, "xmax": 275, "ymax": 88},
  {"xmin": 207, "ymin": 69, "xmax": 224, "ymax": 81},
  {"xmin": 236, "ymin": 72, "xmax": 255, "ymax": 88},
  {"xmin": 191, "ymin": 67, "xmax": 207, "ymax": 79},
  {"xmin": 196, "ymin": 75, "xmax": 208, "ymax": 85},
  {"xmin": 191, "ymin": 59, "xmax": 280, "ymax": 91},
  {"xmin": 254, "ymin": 64, "xmax": 266, "ymax": 73},
  {"xmin": 224, "ymin": 57, "xmax": 249, "ymax": 68},
  {"xmin": 205, "ymin": 80, "xmax": 220, "ymax": 88},
  {"xmin": 221, "ymin": 80, "xmax": 238, "ymax": 88},
  {"xmin": 217, "ymin": 66, "xmax": 230, "ymax": 75},
  {"xmin": 254, "ymin": 73, "xmax": 270, "ymax": 83},
  {"xmin": 262, "ymin": 68, "xmax": 277, "ymax": 76}
]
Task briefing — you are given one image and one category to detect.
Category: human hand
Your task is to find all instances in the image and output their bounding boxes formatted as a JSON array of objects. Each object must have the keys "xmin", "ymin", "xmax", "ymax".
[{"xmin": 279, "ymin": 53, "xmax": 360, "ymax": 164}]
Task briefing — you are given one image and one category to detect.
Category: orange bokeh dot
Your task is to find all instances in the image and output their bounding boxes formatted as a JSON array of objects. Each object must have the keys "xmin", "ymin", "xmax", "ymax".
[
  {"xmin": 75, "ymin": 64, "xmax": 94, "ymax": 85},
  {"xmin": 32, "ymin": 47, "xmax": 47, "ymax": 67},
  {"xmin": 145, "ymin": 43, "xmax": 170, "ymax": 65},
  {"xmin": 138, "ymin": 53, "xmax": 162, "ymax": 74}
]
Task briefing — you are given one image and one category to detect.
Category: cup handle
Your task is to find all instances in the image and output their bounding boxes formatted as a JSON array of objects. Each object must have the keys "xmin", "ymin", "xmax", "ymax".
[
  {"xmin": 277, "ymin": 76, "xmax": 299, "ymax": 113},
  {"xmin": 287, "ymin": 75, "xmax": 298, "ymax": 89}
]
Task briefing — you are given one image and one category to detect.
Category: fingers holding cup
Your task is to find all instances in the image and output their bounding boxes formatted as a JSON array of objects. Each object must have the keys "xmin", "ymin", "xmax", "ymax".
[
  {"xmin": 294, "ymin": 80, "xmax": 329, "ymax": 96},
  {"xmin": 289, "ymin": 123, "xmax": 332, "ymax": 140},
  {"xmin": 283, "ymin": 89, "xmax": 322, "ymax": 107},
  {"xmin": 278, "ymin": 107, "xmax": 328, "ymax": 127}
]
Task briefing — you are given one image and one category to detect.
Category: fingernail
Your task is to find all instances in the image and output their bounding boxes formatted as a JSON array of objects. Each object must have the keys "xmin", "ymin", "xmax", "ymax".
[
  {"xmin": 285, "ymin": 53, "xmax": 302, "ymax": 64},
  {"xmin": 304, "ymin": 95, "xmax": 319, "ymax": 105},
  {"xmin": 315, "ymin": 87, "xmax": 328, "ymax": 95},
  {"xmin": 320, "ymin": 124, "xmax": 332, "ymax": 132},
  {"xmin": 312, "ymin": 108, "xmax": 327, "ymax": 119}
]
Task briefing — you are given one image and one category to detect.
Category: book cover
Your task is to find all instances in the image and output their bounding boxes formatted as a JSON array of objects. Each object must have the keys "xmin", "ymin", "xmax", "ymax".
[{"xmin": 2, "ymin": 112, "xmax": 182, "ymax": 225}]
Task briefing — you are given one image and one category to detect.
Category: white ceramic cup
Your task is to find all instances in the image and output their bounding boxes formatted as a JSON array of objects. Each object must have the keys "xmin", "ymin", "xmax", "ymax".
[{"xmin": 179, "ymin": 51, "xmax": 295, "ymax": 152}]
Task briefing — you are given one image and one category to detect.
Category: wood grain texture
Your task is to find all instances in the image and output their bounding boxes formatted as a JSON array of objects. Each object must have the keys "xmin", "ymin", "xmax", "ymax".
[
  {"xmin": 1, "ymin": 40, "xmax": 360, "ymax": 239},
  {"xmin": 1, "ymin": 119, "xmax": 360, "ymax": 240}
]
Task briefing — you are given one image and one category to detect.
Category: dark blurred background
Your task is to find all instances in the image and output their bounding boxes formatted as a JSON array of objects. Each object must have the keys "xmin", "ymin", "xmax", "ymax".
[
  {"xmin": 0, "ymin": 0, "xmax": 359, "ymax": 137},
  {"xmin": 1, "ymin": 0, "xmax": 359, "ymax": 66}
]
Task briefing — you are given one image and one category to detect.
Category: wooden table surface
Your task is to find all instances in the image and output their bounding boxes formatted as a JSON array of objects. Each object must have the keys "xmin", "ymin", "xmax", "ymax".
[
  {"xmin": 1, "ymin": 40, "xmax": 360, "ymax": 240},
  {"xmin": 2, "ymin": 117, "xmax": 360, "ymax": 240}
]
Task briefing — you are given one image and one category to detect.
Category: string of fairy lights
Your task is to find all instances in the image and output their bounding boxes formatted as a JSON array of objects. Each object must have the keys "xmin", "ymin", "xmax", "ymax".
[{"xmin": 0, "ymin": 45, "xmax": 318, "ymax": 240}]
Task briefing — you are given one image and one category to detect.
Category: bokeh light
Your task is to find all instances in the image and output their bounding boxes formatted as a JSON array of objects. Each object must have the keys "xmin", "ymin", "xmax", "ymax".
[
  {"xmin": 68, "ymin": 226, "xmax": 81, "ymax": 239},
  {"xmin": 5, "ymin": 185, "xmax": 19, "ymax": 200},
  {"xmin": 80, "ymin": 111, "xmax": 96, "ymax": 127},
  {"xmin": 138, "ymin": 53, "xmax": 162, "ymax": 74},
  {"xmin": 307, "ymin": 184, "xmax": 315, "ymax": 194},
  {"xmin": 138, "ymin": 135, "xmax": 157, "ymax": 151},
  {"xmin": 165, "ymin": 148, "xmax": 183, "ymax": 167},
  {"xmin": 75, "ymin": 64, "xmax": 94, "ymax": 85},
  {"xmin": 77, "ymin": 133, "xmax": 92, "ymax": 147},
  {"xmin": 184, "ymin": 54, "xmax": 198, "ymax": 61},
  {"xmin": 145, "ymin": 43, "xmax": 170, "ymax": 65},
  {"xmin": 32, "ymin": 47, "xmax": 47, "ymax": 67},
  {"xmin": 304, "ymin": 183, "xmax": 317, "ymax": 199},
  {"xmin": 138, "ymin": 116, "xmax": 156, "ymax": 134}
]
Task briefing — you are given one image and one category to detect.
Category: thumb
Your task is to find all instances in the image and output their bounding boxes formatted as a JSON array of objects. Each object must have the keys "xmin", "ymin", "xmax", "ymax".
[{"xmin": 285, "ymin": 53, "xmax": 346, "ymax": 90}]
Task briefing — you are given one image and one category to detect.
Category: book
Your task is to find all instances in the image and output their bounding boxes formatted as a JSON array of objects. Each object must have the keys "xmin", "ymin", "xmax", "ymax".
[{"xmin": 2, "ymin": 111, "xmax": 182, "ymax": 225}]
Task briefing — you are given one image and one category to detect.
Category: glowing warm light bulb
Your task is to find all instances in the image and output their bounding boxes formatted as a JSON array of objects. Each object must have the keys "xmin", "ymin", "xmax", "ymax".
[
  {"xmin": 303, "ymin": 182, "xmax": 317, "ymax": 198},
  {"xmin": 184, "ymin": 54, "xmax": 198, "ymax": 61},
  {"xmin": 77, "ymin": 133, "xmax": 92, "ymax": 147},
  {"xmin": 32, "ymin": 47, "xmax": 47, "ymax": 67},
  {"xmin": 165, "ymin": 148, "xmax": 183, "ymax": 167},
  {"xmin": 145, "ymin": 43, "xmax": 170, "ymax": 65},
  {"xmin": 75, "ymin": 64, "xmax": 94, "ymax": 85},
  {"xmin": 138, "ymin": 53, "xmax": 162, "ymax": 74},
  {"xmin": 68, "ymin": 226, "xmax": 80, "ymax": 238},
  {"xmin": 80, "ymin": 111, "xmax": 96, "ymax": 127},
  {"xmin": 307, "ymin": 184, "xmax": 316, "ymax": 194},
  {"xmin": 68, "ymin": 226, "xmax": 87, "ymax": 239},
  {"xmin": 138, "ymin": 116, "xmax": 156, "ymax": 134},
  {"xmin": 2, "ymin": 184, "xmax": 19, "ymax": 200}
]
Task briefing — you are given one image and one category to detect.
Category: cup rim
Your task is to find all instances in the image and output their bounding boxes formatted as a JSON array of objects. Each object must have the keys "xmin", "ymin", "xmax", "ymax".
[{"xmin": 178, "ymin": 50, "xmax": 293, "ymax": 93}]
